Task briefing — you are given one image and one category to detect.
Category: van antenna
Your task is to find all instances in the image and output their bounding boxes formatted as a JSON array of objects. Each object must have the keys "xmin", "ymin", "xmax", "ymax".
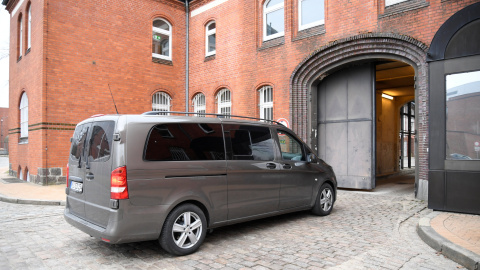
[{"xmin": 108, "ymin": 84, "xmax": 119, "ymax": 114}]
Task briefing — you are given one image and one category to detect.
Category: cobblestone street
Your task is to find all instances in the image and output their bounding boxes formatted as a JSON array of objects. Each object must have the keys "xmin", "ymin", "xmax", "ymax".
[{"xmin": 0, "ymin": 175, "xmax": 462, "ymax": 269}]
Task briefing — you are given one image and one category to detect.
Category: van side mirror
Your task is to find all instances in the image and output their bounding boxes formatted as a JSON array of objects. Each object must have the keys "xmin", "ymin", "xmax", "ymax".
[{"xmin": 307, "ymin": 153, "xmax": 318, "ymax": 164}]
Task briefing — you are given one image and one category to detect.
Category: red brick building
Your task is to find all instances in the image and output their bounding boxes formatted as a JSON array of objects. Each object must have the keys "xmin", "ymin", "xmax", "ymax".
[
  {"xmin": 3, "ymin": 0, "xmax": 480, "ymax": 212},
  {"xmin": 0, "ymin": 107, "xmax": 8, "ymax": 152}
]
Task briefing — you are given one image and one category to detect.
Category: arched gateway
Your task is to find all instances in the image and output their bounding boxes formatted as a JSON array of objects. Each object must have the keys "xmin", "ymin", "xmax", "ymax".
[{"xmin": 290, "ymin": 33, "xmax": 428, "ymax": 198}]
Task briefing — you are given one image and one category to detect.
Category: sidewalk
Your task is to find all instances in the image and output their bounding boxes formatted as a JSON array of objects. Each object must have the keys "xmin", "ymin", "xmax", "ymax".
[
  {"xmin": 1, "ymin": 166, "xmax": 479, "ymax": 269},
  {"xmin": 0, "ymin": 167, "xmax": 65, "ymax": 205},
  {"xmin": 418, "ymin": 211, "xmax": 480, "ymax": 270}
]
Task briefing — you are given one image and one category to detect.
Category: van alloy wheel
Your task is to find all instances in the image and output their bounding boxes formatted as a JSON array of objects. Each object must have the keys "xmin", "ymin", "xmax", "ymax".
[
  {"xmin": 160, "ymin": 204, "xmax": 207, "ymax": 256},
  {"xmin": 312, "ymin": 183, "xmax": 334, "ymax": 216},
  {"xmin": 320, "ymin": 187, "xmax": 333, "ymax": 212},
  {"xmin": 172, "ymin": 212, "xmax": 203, "ymax": 249}
]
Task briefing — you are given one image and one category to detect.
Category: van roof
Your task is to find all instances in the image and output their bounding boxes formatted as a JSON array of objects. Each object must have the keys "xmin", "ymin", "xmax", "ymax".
[{"xmin": 77, "ymin": 113, "xmax": 287, "ymax": 129}]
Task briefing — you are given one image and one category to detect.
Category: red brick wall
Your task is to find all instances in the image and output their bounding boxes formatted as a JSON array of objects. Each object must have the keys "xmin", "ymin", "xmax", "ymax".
[
  {"xmin": 7, "ymin": 0, "xmax": 187, "ymax": 183},
  {"xmin": 42, "ymin": 0, "xmax": 186, "ymax": 177},
  {"xmin": 7, "ymin": 0, "xmax": 45, "ymax": 180},
  {"xmin": 188, "ymin": 0, "xmax": 478, "ymax": 123},
  {"xmin": 0, "ymin": 107, "xmax": 8, "ymax": 150}
]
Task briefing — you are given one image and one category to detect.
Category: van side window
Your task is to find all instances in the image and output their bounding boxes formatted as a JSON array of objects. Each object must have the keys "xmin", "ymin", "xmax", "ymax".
[
  {"xmin": 70, "ymin": 124, "xmax": 89, "ymax": 161},
  {"xmin": 144, "ymin": 123, "xmax": 225, "ymax": 161},
  {"xmin": 277, "ymin": 130, "xmax": 305, "ymax": 161},
  {"xmin": 225, "ymin": 125, "xmax": 275, "ymax": 161},
  {"xmin": 88, "ymin": 121, "xmax": 115, "ymax": 161}
]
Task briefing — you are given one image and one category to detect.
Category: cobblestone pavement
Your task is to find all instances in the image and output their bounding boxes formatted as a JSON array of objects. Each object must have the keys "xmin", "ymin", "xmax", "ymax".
[{"xmin": 0, "ymin": 176, "xmax": 462, "ymax": 269}]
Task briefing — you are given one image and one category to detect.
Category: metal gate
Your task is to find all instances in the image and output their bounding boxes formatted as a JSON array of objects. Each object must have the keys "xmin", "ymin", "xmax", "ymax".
[{"xmin": 317, "ymin": 63, "xmax": 375, "ymax": 189}]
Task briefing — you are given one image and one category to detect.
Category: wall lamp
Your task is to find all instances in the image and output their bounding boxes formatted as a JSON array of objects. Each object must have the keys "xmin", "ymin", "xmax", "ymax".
[{"xmin": 382, "ymin": 93, "xmax": 394, "ymax": 100}]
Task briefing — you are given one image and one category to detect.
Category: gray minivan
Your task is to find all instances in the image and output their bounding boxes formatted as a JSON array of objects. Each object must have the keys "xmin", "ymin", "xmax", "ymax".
[{"xmin": 64, "ymin": 113, "xmax": 337, "ymax": 255}]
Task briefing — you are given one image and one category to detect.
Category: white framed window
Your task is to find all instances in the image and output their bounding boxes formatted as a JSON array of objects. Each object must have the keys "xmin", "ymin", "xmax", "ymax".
[
  {"xmin": 18, "ymin": 14, "xmax": 23, "ymax": 59},
  {"xmin": 263, "ymin": 0, "xmax": 284, "ymax": 41},
  {"xmin": 152, "ymin": 92, "xmax": 171, "ymax": 115},
  {"xmin": 27, "ymin": 5, "xmax": 31, "ymax": 50},
  {"xmin": 206, "ymin": 21, "xmax": 216, "ymax": 56},
  {"xmin": 385, "ymin": 0, "xmax": 409, "ymax": 7},
  {"xmin": 20, "ymin": 92, "xmax": 28, "ymax": 138},
  {"xmin": 259, "ymin": 86, "xmax": 273, "ymax": 121},
  {"xmin": 299, "ymin": 0, "xmax": 324, "ymax": 30},
  {"xmin": 193, "ymin": 93, "xmax": 206, "ymax": 116},
  {"xmin": 216, "ymin": 89, "xmax": 231, "ymax": 117},
  {"xmin": 152, "ymin": 19, "xmax": 172, "ymax": 61}
]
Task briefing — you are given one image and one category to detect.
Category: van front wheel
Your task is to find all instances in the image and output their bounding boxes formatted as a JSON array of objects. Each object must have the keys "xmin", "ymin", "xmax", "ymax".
[
  {"xmin": 312, "ymin": 183, "xmax": 334, "ymax": 216},
  {"xmin": 159, "ymin": 204, "xmax": 207, "ymax": 256}
]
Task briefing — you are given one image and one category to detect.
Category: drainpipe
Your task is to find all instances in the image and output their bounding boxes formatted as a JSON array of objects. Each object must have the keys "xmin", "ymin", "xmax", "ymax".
[{"xmin": 185, "ymin": 0, "xmax": 190, "ymax": 113}]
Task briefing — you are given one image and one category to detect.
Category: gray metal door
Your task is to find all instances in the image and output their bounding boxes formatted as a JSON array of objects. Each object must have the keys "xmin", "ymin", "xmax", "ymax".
[{"xmin": 317, "ymin": 63, "xmax": 375, "ymax": 189}]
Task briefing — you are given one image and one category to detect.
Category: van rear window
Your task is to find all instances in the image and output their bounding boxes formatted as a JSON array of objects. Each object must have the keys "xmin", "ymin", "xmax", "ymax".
[
  {"xmin": 70, "ymin": 124, "xmax": 89, "ymax": 161},
  {"xmin": 144, "ymin": 123, "xmax": 225, "ymax": 161}
]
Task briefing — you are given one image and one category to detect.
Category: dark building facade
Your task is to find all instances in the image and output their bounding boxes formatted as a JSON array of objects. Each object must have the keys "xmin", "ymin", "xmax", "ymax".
[{"xmin": 3, "ymin": 0, "xmax": 480, "ymax": 214}]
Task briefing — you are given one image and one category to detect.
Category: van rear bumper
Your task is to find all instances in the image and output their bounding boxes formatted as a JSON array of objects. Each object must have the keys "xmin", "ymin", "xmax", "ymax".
[{"xmin": 64, "ymin": 201, "xmax": 170, "ymax": 244}]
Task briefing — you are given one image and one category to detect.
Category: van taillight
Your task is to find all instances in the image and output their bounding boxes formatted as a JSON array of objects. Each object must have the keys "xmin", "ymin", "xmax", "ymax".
[
  {"xmin": 111, "ymin": 166, "xmax": 128, "ymax": 200},
  {"xmin": 66, "ymin": 163, "xmax": 69, "ymax": 187}
]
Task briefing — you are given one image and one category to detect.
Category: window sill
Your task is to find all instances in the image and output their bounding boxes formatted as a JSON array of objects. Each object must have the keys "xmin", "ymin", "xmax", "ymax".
[
  {"xmin": 293, "ymin": 25, "xmax": 325, "ymax": 42},
  {"xmin": 19, "ymin": 137, "xmax": 28, "ymax": 144},
  {"xmin": 205, "ymin": 55, "xmax": 216, "ymax": 62},
  {"xmin": 152, "ymin": 57, "xmax": 173, "ymax": 66},
  {"xmin": 25, "ymin": 48, "xmax": 31, "ymax": 56},
  {"xmin": 380, "ymin": 0, "xmax": 429, "ymax": 18},
  {"xmin": 258, "ymin": 36, "xmax": 285, "ymax": 51},
  {"xmin": 17, "ymin": 56, "xmax": 22, "ymax": 63}
]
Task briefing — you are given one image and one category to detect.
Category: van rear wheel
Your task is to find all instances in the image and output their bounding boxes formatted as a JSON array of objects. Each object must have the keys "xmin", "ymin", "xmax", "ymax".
[{"xmin": 159, "ymin": 204, "xmax": 207, "ymax": 256}]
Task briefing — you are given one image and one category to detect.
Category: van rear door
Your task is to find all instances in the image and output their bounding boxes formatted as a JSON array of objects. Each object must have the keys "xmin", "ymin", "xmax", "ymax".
[
  {"xmin": 83, "ymin": 121, "xmax": 116, "ymax": 228},
  {"xmin": 67, "ymin": 123, "xmax": 91, "ymax": 219}
]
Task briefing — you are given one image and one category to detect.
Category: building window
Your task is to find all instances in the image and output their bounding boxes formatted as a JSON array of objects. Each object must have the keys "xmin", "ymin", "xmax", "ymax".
[
  {"xmin": 385, "ymin": 0, "xmax": 409, "ymax": 7},
  {"xmin": 152, "ymin": 19, "xmax": 172, "ymax": 61},
  {"xmin": 20, "ymin": 92, "xmax": 28, "ymax": 139},
  {"xmin": 152, "ymin": 92, "xmax": 171, "ymax": 115},
  {"xmin": 259, "ymin": 86, "xmax": 273, "ymax": 121},
  {"xmin": 18, "ymin": 14, "xmax": 23, "ymax": 59},
  {"xmin": 217, "ymin": 89, "xmax": 231, "ymax": 117},
  {"xmin": 446, "ymin": 70, "xmax": 480, "ymax": 161},
  {"xmin": 206, "ymin": 21, "xmax": 216, "ymax": 57},
  {"xmin": 27, "ymin": 4, "xmax": 31, "ymax": 50},
  {"xmin": 299, "ymin": 0, "xmax": 324, "ymax": 30},
  {"xmin": 193, "ymin": 93, "xmax": 206, "ymax": 116},
  {"xmin": 263, "ymin": 0, "xmax": 284, "ymax": 41}
]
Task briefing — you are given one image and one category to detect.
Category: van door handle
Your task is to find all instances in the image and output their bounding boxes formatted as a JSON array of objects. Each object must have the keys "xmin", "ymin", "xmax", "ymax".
[
  {"xmin": 86, "ymin": 173, "xmax": 94, "ymax": 181},
  {"xmin": 266, "ymin": 163, "xmax": 277, "ymax": 169},
  {"xmin": 283, "ymin": 164, "xmax": 292, "ymax": 169}
]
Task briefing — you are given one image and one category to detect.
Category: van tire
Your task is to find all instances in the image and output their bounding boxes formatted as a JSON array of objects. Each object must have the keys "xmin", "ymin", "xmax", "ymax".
[
  {"xmin": 159, "ymin": 204, "xmax": 207, "ymax": 256},
  {"xmin": 312, "ymin": 183, "xmax": 334, "ymax": 216}
]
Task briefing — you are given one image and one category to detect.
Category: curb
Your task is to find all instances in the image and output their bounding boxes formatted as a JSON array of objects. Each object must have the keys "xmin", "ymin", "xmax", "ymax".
[
  {"xmin": 0, "ymin": 194, "xmax": 65, "ymax": 206},
  {"xmin": 417, "ymin": 212, "xmax": 480, "ymax": 270}
]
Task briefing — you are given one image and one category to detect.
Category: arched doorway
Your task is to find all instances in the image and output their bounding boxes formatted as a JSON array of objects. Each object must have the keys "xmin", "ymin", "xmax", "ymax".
[{"xmin": 290, "ymin": 33, "xmax": 427, "ymax": 198}]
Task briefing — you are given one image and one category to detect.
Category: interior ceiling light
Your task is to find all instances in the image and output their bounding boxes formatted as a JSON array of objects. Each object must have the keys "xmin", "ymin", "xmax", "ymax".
[{"xmin": 382, "ymin": 93, "xmax": 394, "ymax": 100}]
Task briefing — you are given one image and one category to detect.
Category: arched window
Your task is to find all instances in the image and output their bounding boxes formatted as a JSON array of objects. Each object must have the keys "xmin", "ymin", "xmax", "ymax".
[
  {"xmin": 27, "ymin": 4, "xmax": 32, "ymax": 50},
  {"xmin": 216, "ymin": 89, "xmax": 231, "ymax": 117},
  {"xmin": 263, "ymin": 0, "xmax": 284, "ymax": 41},
  {"xmin": 152, "ymin": 92, "xmax": 171, "ymax": 115},
  {"xmin": 20, "ymin": 92, "xmax": 28, "ymax": 139},
  {"xmin": 193, "ymin": 93, "xmax": 206, "ymax": 116},
  {"xmin": 206, "ymin": 21, "xmax": 216, "ymax": 56},
  {"xmin": 299, "ymin": 0, "xmax": 324, "ymax": 30},
  {"xmin": 259, "ymin": 86, "xmax": 273, "ymax": 121},
  {"xmin": 152, "ymin": 18, "xmax": 172, "ymax": 61},
  {"xmin": 18, "ymin": 13, "xmax": 23, "ymax": 59}
]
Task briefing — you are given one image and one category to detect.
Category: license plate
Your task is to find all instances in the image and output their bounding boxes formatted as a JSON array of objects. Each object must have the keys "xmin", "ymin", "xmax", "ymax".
[{"xmin": 70, "ymin": 181, "xmax": 83, "ymax": 193}]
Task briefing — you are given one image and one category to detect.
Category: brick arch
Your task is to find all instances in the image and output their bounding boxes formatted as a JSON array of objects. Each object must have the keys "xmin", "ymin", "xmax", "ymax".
[{"xmin": 290, "ymin": 33, "xmax": 429, "ymax": 141}]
